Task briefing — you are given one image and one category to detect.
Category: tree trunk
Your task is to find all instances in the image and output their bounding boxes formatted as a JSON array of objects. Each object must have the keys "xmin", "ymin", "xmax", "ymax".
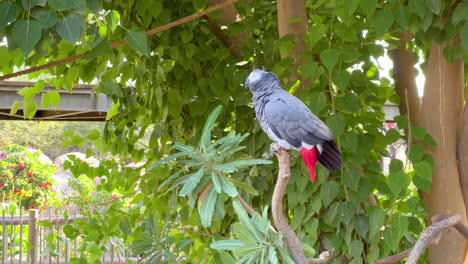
[
  {"xmin": 420, "ymin": 42, "xmax": 468, "ymax": 263},
  {"xmin": 390, "ymin": 32, "xmax": 421, "ymax": 126},
  {"xmin": 458, "ymin": 103, "xmax": 468, "ymax": 218},
  {"xmin": 277, "ymin": 0, "xmax": 309, "ymax": 92},
  {"xmin": 208, "ymin": 0, "xmax": 246, "ymax": 58}
]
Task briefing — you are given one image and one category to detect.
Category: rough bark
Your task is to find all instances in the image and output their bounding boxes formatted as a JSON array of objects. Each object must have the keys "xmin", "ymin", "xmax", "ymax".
[
  {"xmin": 420, "ymin": 42, "xmax": 468, "ymax": 263},
  {"xmin": 277, "ymin": 0, "xmax": 309, "ymax": 92},
  {"xmin": 390, "ymin": 32, "xmax": 421, "ymax": 126}
]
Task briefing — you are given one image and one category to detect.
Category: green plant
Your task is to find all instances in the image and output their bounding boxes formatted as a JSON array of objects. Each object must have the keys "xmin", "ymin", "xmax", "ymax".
[{"xmin": 0, "ymin": 144, "xmax": 57, "ymax": 208}]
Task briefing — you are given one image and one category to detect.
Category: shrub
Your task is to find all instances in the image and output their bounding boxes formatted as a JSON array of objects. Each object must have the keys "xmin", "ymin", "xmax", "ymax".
[{"xmin": 0, "ymin": 144, "xmax": 57, "ymax": 209}]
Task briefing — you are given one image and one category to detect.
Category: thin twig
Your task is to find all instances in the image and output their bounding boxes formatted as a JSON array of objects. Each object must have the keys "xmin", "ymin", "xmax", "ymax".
[
  {"xmin": 236, "ymin": 195, "xmax": 256, "ymax": 216},
  {"xmin": 272, "ymin": 146, "xmax": 332, "ymax": 264},
  {"xmin": 372, "ymin": 249, "xmax": 411, "ymax": 264}
]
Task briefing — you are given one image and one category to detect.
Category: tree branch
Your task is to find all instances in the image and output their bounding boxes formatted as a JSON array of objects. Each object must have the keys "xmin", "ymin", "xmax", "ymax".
[
  {"xmin": 372, "ymin": 215, "xmax": 462, "ymax": 264},
  {"xmin": 272, "ymin": 146, "xmax": 332, "ymax": 264}
]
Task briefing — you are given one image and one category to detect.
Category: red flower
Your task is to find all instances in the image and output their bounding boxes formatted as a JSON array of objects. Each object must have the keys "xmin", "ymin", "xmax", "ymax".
[
  {"xmin": 0, "ymin": 153, "xmax": 7, "ymax": 158},
  {"xmin": 28, "ymin": 180, "xmax": 34, "ymax": 183},
  {"xmin": 112, "ymin": 194, "xmax": 117, "ymax": 199},
  {"xmin": 0, "ymin": 183, "xmax": 4, "ymax": 187},
  {"xmin": 9, "ymin": 166, "xmax": 14, "ymax": 170},
  {"xmin": 1, "ymin": 175, "xmax": 6, "ymax": 178},
  {"xmin": 14, "ymin": 189, "xmax": 20, "ymax": 194}
]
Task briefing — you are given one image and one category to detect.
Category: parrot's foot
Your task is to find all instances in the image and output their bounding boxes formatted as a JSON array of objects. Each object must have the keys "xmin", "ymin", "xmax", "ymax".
[{"xmin": 262, "ymin": 143, "xmax": 283, "ymax": 159}]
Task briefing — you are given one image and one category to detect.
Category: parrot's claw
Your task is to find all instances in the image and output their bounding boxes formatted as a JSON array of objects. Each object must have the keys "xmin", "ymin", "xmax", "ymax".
[{"xmin": 262, "ymin": 143, "xmax": 281, "ymax": 159}]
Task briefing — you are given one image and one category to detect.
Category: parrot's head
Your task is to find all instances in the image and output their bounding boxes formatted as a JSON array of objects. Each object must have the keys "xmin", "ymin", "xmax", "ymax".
[{"xmin": 245, "ymin": 69, "xmax": 281, "ymax": 93}]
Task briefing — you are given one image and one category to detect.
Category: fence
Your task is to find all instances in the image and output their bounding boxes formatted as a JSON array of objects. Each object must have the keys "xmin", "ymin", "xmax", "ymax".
[{"xmin": 0, "ymin": 206, "xmax": 139, "ymax": 264}]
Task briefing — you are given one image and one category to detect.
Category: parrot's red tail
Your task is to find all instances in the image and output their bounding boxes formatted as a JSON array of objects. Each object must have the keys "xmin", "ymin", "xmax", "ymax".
[{"xmin": 300, "ymin": 147, "xmax": 318, "ymax": 182}]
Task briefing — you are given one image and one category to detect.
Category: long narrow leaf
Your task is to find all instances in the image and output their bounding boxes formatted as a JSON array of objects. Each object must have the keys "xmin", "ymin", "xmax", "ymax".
[
  {"xmin": 199, "ymin": 105, "xmax": 222, "ymax": 150},
  {"xmin": 157, "ymin": 170, "xmax": 184, "ymax": 191},
  {"xmin": 229, "ymin": 178, "xmax": 259, "ymax": 196},
  {"xmin": 211, "ymin": 172, "xmax": 222, "ymax": 193},
  {"xmin": 199, "ymin": 187, "xmax": 217, "ymax": 227},
  {"xmin": 210, "ymin": 240, "xmax": 245, "ymax": 250},
  {"xmin": 179, "ymin": 167, "xmax": 205, "ymax": 196},
  {"xmin": 214, "ymin": 159, "xmax": 272, "ymax": 173},
  {"xmin": 219, "ymin": 175, "xmax": 238, "ymax": 197},
  {"xmin": 173, "ymin": 142, "xmax": 195, "ymax": 153},
  {"xmin": 149, "ymin": 152, "xmax": 189, "ymax": 170}
]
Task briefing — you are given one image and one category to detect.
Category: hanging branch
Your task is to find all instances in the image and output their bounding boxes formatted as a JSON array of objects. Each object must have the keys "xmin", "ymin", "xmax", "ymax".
[{"xmin": 272, "ymin": 145, "xmax": 332, "ymax": 264}]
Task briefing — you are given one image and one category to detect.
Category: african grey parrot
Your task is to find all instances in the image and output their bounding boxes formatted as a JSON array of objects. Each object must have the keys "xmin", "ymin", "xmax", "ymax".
[{"xmin": 245, "ymin": 69, "xmax": 342, "ymax": 181}]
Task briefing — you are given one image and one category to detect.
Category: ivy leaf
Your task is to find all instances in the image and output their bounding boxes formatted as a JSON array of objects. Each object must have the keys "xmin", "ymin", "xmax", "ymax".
[
  {"xmin": 199, "ymin": 187, "xmax": 217, "ymax": 227},
  {"xmin": 320, "ymin": 49, "xmax": 339, "ymax": 71},
  {"xmin": 31, "ymin": 10, "xmax": 57, "ymax": 29},
  {"xmin": 349, "ymin": 240, "xmax": 363, "ymax": 258},
  {"xmin": 326, "ymin": 113, "xmax": 346, "ymax": 136},
  {"xmin": 383, "ymin": 215, "xmax": 408, "ymax": 251},
  {"xmin": 304, "ymin": 23, "xmax": 326, "ymax": 48},
  {"xmin": 210, "ymin": 240, "xmax": 244, "ymax": 250},
  {"xmin": 388, "ymin": 172, "xmax": 407, "ymax": 197},
  {"xmin": 24, "ymin": 101, "xmax": 38, "ymax": 119},
  {"xmin": 10, "ymin": 100, "xmax": 21, "ymax": 115},
  {"xmin": 0, "ymin": 2, "xmax": 17, "ymax": 29},
  {"xmin": 359, "ymin": 0, "xmax": 377, "ymax": 16},
  {"xmin": 426, "ymin": 0, "xmax": 443, "ymax": 15},
  {"xmin": 12, "ymin": 20, "xmax": 42, "ymax": 56},
  {"xmin": 85, "ymin": 39, "xmax": 111, "ymax": 59},
  {"xmin": 411, "ymin": 126, "xmax": 428, "ymax": 140},
  {"xmin": 355, "ymin": 215, "xmax": 369, "ymax": 239},
  {"xmin": 56, "ymin": 14, "xmax": 85, "ymax": 44},
  {"xmin": 374, "ymin": 10, "xmax": 394, "ymax": 36},
  {"xmin": 320, "ymin": 181, "xmax": 340, "ymax": 207},
  {"xmin": 309, "ymin": 91, "xmax": 327, "ymax": 115},
  {"xmin": 342, "ymin": 168, "xmax": 360, "ymax": 191},
  {"xmin": 125, "ymin": 28, "xmax": 149, "ymax": 56}
]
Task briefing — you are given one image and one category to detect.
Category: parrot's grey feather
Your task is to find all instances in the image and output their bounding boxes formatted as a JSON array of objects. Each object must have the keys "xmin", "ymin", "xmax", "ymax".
[
  {"xmin": 246, "ymin": 69, "xmax": 342, "ymax": 171},
  {"xmin": 263, "ymin": 90, "xmax": 334, "ymax": 148}
]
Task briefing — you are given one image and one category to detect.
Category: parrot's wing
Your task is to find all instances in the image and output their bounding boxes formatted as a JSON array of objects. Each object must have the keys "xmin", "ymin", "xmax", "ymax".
[{"xmin": 264, "ymin": 94, "xmax": 334, "ymax": 148}]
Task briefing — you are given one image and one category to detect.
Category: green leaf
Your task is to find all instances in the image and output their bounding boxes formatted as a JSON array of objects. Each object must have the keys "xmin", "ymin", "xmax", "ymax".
[
  {"xmin": 388, "ymin": 172, "xmax": 407, "ymax": 197},
  {"xmin": 86, "ymin": 130, "xmax": 100, "ymax": 140},
  {"xmin": 199, "ymin": 105, "xmax": 222, "ymax": 150},
  {"xmin": 341, "ymin": 131, "xmax": 358, "ymax": 152},
  {"xmin": 10, "ymin": 100, "xmax": 21, "ymax": 115},
  {"xmin": 219, "ymin": 175, "xmax": 238, "ymax": 197},
  {"xmin": 304, "ymin": 23, "xmax": 326, "ymax": 48},
  {"xmin": 38, "ymin": 220, "xmax": 53, "ymax": 227},
  {"xmin": 199, "ymin": 187, "xmax": 217, "ymax": 227},
  {"xmin": 320, "ymin": 181, "xmax": 340, "ymax": 207},
  {"xmin": 0, "ymin": 2, "xmax": 17, "ymax": 29},
  {"xmin": 383, "ymin": 215, "xmax": 408, "ymax": 251},
  {"xmin": 342, "ymin": 168, "xmax": 360, "ymax": 191},
  {"xmin": 31, "ymin": 10, "xmax": 57, "ymax": 29},
  {"xmin": 149, "ymin": 152, "xmax": 189, "ymax": 170},
  {"xmin": 214, "ymin": 159, "xmax": 272, "ymax": 173},
  {"xmin": 12, "ymin": 20, "xmax": 42, "ymax": 56},
  {"xmin": 180, "ymin": 30, "xmax": 193, "ymax": 43},
  {"xmin": 125, "ymin": 28, "xmax": 149, "ymax": 56},
  {"xmin": 320, "ymin": 49, "xmax": 339, "ymax": 71},
  {"xmin": 85, "ymin": 39, "xmax": 111, "ymax": 59},
  {"xmin": 41, "ymin": 92, "xmax": 60, "ymax": 109},
  {"xmin": 167, "ymin": 89, "xmax": 182, "ymax": 118},
  {"xmin": 85, "ymin": 242, "xmax": 102, "ymax": 262},
  {"xmin": 355, "ymin": 215, "xmax": 369, "ymax": 239},
  {"xmin": 326, "ymin": 113, "xmax": 346, "ymax": 136},
  {"xmin": 106, "ymin": 101, "xmax": 120, "ymax": 120},
  {"xmin": 105, "ymin": 10, "xmax": 120, "ymax": 32},
  {"xmin": 56, "ymin": 14, "xmax": 85, "ymax": 44},
  {"xmin": 102, "ymin": 80, "xmax": 123, "ymax": 97},
  {"xmin": 24, "ymin": 101, "xmax": 38, "ymax": 119},
  {"xmin": 394, "ymin": 116, "xmax": 408, "ymax": 129},
  {"xmin": 210, "ymin": 240, "xmax": 245, "ymax": 250},
  {"xmin": 229, "ymin": 178, "xmax": 259, "ymax": 196},
  {"xmin": 86, "ymin": 0, "xmax": 103, "ymax": 13},
  {"xmin": 63, "ymin": 225, "xmax": 80, "ymax": 239},
  {"xmin": 309, "ymin": 91, "xmax": 327, "ymax": 115},
  {"xmin": 211, "ymin": 172, "xmax": 222, "ymax": 193},
  {"xmin": 359, "ymin": 0, "xmax": 377, "ymax": 16},
  {"xmin": 49, "ymin": 0, "xmax": 81, "ymax": 11},
  {"xmin": 335, "ymin": 94, "xmax": 359, "ymax": 113},
  {"xmin": 374, "ymin": 10, "xmax": 394, "ymax": 37},
  {"xmin": 179, "ymin": 167, "xmax": 205, "ymax": 196},
  {"xmin": 461, "ymin": 24, "xmax": 468, "ymax": 51},
  {"xmin": 426, "ymin": 0, "xmax": 443, "ymax": 15},
  {"xmin": 349, "ymin": 240, "xmax": 363, "ymax": 258},
  {"xmin": 411, "ymin": 126, "xmax": 428, "ymax": 140},
  {"xmin": 408, "ymin": 144, "xmax": 425, "ymax": 162}
]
